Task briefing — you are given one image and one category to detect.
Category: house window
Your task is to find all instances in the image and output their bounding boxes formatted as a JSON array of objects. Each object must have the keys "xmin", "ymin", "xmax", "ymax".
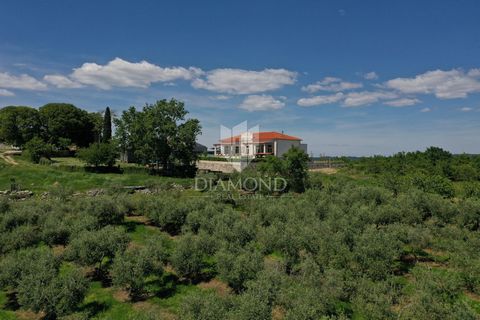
[
  {"xmin": 224, "ymin": 146, "xmax": 230, "ymax": 154},
  {"xmin": 235, "ymin": 146, "xmax": 240, "ymax": 154},
  {"xmin": 256, "ymin": 145, "xmax": 261, "ymax": 154},
  {"xmin": 266, "ymin": 144, "xmax": 273, "ymax": 153}
]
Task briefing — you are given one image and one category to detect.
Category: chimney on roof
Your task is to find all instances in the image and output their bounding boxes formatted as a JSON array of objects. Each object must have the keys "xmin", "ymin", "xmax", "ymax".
[{"xmin": 281, "ymin": 130, "xmax": 284, "ymax": 134}]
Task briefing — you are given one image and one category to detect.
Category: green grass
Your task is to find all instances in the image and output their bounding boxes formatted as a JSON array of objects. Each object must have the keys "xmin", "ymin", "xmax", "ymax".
[
  {"xmin": 0, "ymin": 157, "xmax": 192, "ymax": 192},
  {"xmin": 127, "ymin": 222, "xmax": 172, "ymax": 247},
  {"xmin": 0, "ymin": 291, "xmax": 17, "ymax": 320},
  {"xmin": 81, "ymin": 282, "xmax": 141, "ymax": 320},
  {"xmin": 461, "ymin": 293, "xmax": 480, "ymax": 314},
  {"xmin": 81, "ymin": 277, "xmax": 202, "ymax": 319},
  {"xmin": 51, "ymin": 157, "xmax": 147, "ymax": 168},
  {"xmin": 150, "ymin": 282, "xmax": 202, "ymax": 313}
]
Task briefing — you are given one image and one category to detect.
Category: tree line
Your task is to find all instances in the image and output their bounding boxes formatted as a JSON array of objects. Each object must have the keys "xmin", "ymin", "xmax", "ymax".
[{"xmin": 0, "ymin": 99, "xmax": 202, "ymax": 175}]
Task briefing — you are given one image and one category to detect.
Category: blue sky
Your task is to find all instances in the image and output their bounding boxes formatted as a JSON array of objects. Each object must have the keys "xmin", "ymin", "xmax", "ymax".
[{"xmin": 1, "ymin": 0, "xmax": 479, "ymax": 156}]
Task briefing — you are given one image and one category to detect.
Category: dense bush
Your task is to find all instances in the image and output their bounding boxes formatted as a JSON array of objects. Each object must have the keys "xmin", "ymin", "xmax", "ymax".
[
  {"xmin": 65, "ymin": 226, "xmax": 129, "ymax": 271},
  {"xmin": 77, "ymin": 142, "xmax": 117, "ymax": 167},
  {"xmin": 24, "ymin": 136, "xmax": 53, "ymax": 163},
  {"xmin": 0, "ymin": 248, "xmax": 88, "ymax": 319},
  {"xmin": 139, "ymin": 195, "xmax": 209, "ymax": 235},
  {"xmin": 81, "ymin": 196, "xmax": 126, "ymax": 227},
  {"xmin": 215, "ymin": 245, "xmax": 264, "ymax": 292},
  {"xmin": 111, "ymin": 246, "xmax": 164, "ymax": 300},
  {"xmin": 410, "ymin": 174, "xmax": 455, "ymax": 198},
  {"xmin": 171, "ymin": 233, "xmax": 207, "ymax": 281}
]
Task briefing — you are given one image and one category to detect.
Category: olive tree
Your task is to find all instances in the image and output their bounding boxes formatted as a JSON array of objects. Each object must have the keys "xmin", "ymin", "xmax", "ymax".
[{"xmin": 111, "ymin": 247, "xmax": 163, "ymax": 300}]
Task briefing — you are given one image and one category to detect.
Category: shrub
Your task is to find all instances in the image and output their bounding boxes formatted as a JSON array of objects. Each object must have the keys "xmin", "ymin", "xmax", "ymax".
[
  {"xmin": 65, "ymin": 226, "xmax": 129, "ymax": 273},
  {"xmin": 179, "ymin": 291, "xmax": 231, "ymax": 320},
  {"xmin": 0, "ymin": 247, "xmax": 87, "ymax": 319},
  {"xmin": 0, "ymin": 224, "xmax": 41, "ymax": 254},
  {"xmin": 140, "ymin": 195, "xmax": 208, "ymax": 235},
  {"xmin": 458, "ymin": 199, "xmax": 480, "ymax": 231},
  {"xmin": 81, "ymin": 197, "xmax": 125, "ymax": 227},
  {"xmin": 463, "ymin": 182, "xmax": 480, "ymax": 198},
  {"xmin": 171, "ymin": 233, "xmax": 206, "ymax": 281},
  {"xmin": 111, "ymin": 247, "xmax": 163, "ymax": 300},
  {"xmin": 215, "ymin": 246, "xmax": 264, "ymax": 292},
  {"xmin": 17, "ymin": 260, "xmax": 88, "ymax": 318},
  {"xmin": 410, "ymin": 173, "xmax": 455, "ymax": 198},
  {"xmin": 77, "ymin": 142, "xmax": 117, "ymax": 167},
  {"xmin": 402, "ymin": 266, "xmax": 477, "ymax": 319},
  {"xmin": 351, "ymin": 278, "xmax": 399, "ymax": 320},
  {"xmin": 451, "ymin": 164, "xmax": 478, "ymax": 181},
  {"xmin": 0, "ymin": 196, "xmax": 9, "ymax": 214},
  {"xmin": 352, "ymin": 226, "xmax": 402, "ymax": 280},
  {"xmin": 24, "ymin": 137, "xmax": 53, "ymax": 163}
]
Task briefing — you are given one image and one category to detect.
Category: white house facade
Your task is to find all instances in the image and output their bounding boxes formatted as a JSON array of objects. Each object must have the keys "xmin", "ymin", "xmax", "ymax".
[{"xmin": 213, "ymin": 131, "xmax": 307, "ymax": 158}]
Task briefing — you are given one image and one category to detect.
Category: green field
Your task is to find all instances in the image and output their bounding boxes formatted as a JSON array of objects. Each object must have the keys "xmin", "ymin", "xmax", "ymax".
[
  {"xmin": 1, "ymin": 155, "xmax": 480, "ymax": 320},
  {"xmin": 0, "ymin": 156, "xmax": 192, "ymax": 192}
]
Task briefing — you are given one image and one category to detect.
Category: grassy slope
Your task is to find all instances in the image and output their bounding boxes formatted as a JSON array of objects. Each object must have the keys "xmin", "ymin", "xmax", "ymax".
[{"xmin": 0, "ymin": 157, "xmax": 192, "ymax": 192}]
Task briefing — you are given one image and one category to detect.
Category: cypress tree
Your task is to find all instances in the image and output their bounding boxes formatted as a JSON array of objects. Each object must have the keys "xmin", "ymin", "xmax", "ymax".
[{"xmin": 102, "ymin": 107, "xmax": 112, "ymax": 142}]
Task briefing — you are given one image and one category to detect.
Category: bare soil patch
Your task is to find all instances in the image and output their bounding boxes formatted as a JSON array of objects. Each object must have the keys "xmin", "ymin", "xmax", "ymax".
[
  {"xmin": 133, "ymin": 301, "xmax": 176, "ymax": 320},
  {"xmin": 198, "ymin": 278, "xmax": 231, "ymax": 297},
  {"xmin": 125, "ymin": 215, "xmax": 152, "ymax": 225},
  {"xmin": 15, "ymin": 310, "xmax": 43, "ymax": 320},
  {"xmin": 465, "ymin": 291, "xmax": 480, "ymax": 302},
  {"xmin": 112, "ymin": 289, "xmax": 130, "ymax": 303}
]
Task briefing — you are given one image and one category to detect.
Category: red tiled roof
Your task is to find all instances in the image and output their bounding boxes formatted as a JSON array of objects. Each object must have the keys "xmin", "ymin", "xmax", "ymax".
[{"xmin": 218, "ymin": 131, "xmax": 301, "ymax": 144}]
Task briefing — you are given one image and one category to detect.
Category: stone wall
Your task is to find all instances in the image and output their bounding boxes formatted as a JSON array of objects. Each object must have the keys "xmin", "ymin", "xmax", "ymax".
[{"xmin": 197, "ymin": 160, "xmax": 250, "ymax": 173}]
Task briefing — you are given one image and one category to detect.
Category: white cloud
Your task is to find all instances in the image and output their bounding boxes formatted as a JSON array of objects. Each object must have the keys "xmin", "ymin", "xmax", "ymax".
[
  {"xmin": 420, "ymin": 107, "xmax": 431, "ymax": 113},
  {"xmin": 0, "ymin": 89, "xmax": 14, "ymax": 96},
  {"xmin": 385, "ymin": 68, "xmax": 480, "ymax": 99},
  {"xmin": 468, "ymin": 68, "xmax": 480, "ymax": 77},
  {"xmin": 69, "ymin": 57, "xmax": 202, "ymax": 90},
  {"xmin": 364, "ymin": 72, "xmax": 379, "ymax": 80},
  {"xmin": 384, "ymin": 98, "xmax": 420, "ymax": 107},
  {"xmin": 192, "ymin": 68, "xmax": 297, "ymax": 94},
  {"xmin": 43, "ymin": 75, "xmax": 83, "ymax": 88},
  {"xmin": 0, "ymin": 72, "xmax": 47, "ymax": 90},
  {"xmin": 211, "ymin": 95, "xmax": 231, "ymax": 100},
  {"xmin": 239, "ymin": 95, "xmax": 285, "ymax": 111},
  {"xmin": 297, "ymin": 93, "xmax": 344, "ymax": 107},
  {"xmin": 461, "ymin": 107, "xmax": 473, "ymax": 112},
  {"xmin": 302, "ymin": 77, "xmax": 362, "ymax": 93},
  {"xmin": 343, "ymin": 91, "xmax": 397, "ymax": 107}
]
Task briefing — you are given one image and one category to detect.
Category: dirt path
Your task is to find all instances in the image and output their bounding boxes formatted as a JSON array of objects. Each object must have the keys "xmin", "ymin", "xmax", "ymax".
[{"xmin": 0, "ymin": 153, "xmax": 18, "ymax": 165}]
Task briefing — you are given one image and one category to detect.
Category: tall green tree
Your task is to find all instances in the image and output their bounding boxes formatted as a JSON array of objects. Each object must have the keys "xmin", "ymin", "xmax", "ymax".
[
  {"xmin": 0, "ymin": 106, "xmax": 41, "ymax": 147},
  {"xmin": 283, "ymin": 146, "xmax": 310, "ymax": 193},
  {"xmin": 114, "ymin": 99, "xmax": 201, "ymax": 173},
  {"xmin": 102, "ymin": 107, "xmax": 112, "ymax": 142},
  {"xmin": 39, "ymin": 103, "xmax": 97, "ymax": 147},
  {"xmin": 114, "ymin": 106, "xmax": 143, "ymax": 162}
]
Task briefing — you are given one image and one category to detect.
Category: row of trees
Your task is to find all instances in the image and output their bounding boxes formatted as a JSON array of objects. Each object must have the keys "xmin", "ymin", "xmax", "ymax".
[
  {"xmin": 0, "ymin": 100, "xmax": 202, "ymax": 174},
  {"xmin": 352, "ymin": 146, "xmax": 480, "ymax": 182},
  {"xmin": 0, "ymin": 103, "xmax": 102, "ymax": 148}
]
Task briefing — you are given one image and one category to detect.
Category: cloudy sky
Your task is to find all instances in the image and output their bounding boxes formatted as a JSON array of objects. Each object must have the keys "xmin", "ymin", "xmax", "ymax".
[{"xmin": 1, "ymin": 0, "xmax": 479, "ymax": 156}]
